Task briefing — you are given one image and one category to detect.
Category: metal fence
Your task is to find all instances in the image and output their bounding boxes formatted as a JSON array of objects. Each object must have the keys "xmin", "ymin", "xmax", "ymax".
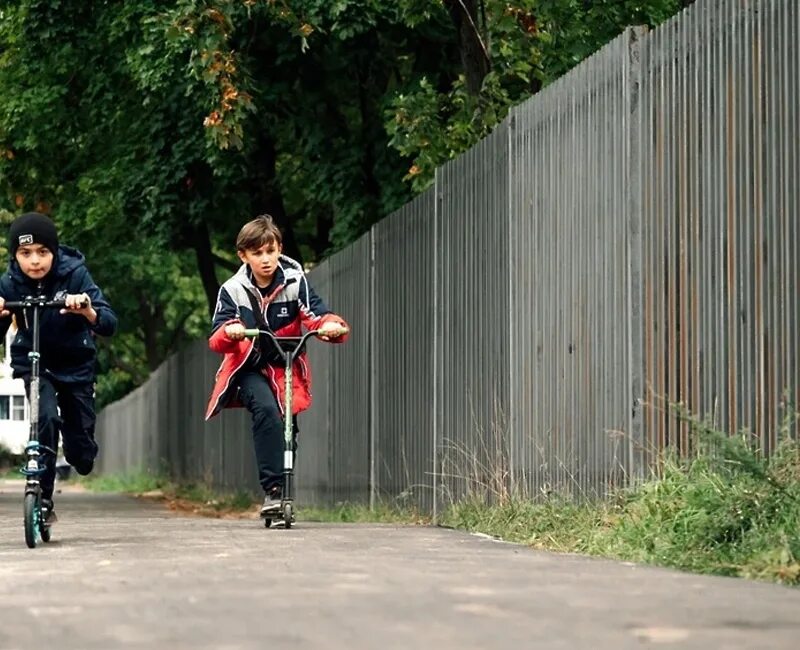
[
  {"xmin": 639, "ymin": 0, "xmax": 800, "ymax": 457},
  {"xmin": 95, "ymin": 0, "xmax": 799, "ymax": 513},
  {"xmin": 509, "ymin": 31, "xmax": 640, "ymax": 500},
  {"xmin": 370, "ymin": 193, "xmax": 437, "ymax": 511}
]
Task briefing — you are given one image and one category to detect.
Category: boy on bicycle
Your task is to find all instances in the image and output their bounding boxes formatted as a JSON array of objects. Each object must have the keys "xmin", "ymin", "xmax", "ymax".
[
  {"xmin": 205, "ymin": 215, "xmax": 348, "ymax": 515},
  {"xmin": 0, "ymin": 212, "xmax": 117, "ymax": 522}
]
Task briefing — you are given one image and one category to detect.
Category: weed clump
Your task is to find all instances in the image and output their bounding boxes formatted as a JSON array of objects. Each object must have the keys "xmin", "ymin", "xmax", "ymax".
[{"xmin": 443, "ymin": 405, "xmax": 800, "ymax": 585}]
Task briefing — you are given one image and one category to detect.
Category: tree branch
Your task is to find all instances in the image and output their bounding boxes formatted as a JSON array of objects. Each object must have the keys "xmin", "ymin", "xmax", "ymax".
[
  {"xmin": 445, "ymin": 0, "xmax": 492, "ymax": 96},
  {"xmin": 104, "ymin": 346, "xmax": 148, "ymax": 383},
  {"xmin": 165, "ymin": 310, "xmax": 195, "ymax": 354},
  {"xmin": 213, "ymin": 253, "xmax": 239, "ymax": 273},
  {"xmin": 454, "ymin": 0, "xmax": 491, "ymax": 64}
]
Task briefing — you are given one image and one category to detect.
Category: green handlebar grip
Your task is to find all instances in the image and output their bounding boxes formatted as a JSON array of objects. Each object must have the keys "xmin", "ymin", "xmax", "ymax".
[{"xmin": 243, "ymin": 328, "xmax": 260, "ymax": 337}]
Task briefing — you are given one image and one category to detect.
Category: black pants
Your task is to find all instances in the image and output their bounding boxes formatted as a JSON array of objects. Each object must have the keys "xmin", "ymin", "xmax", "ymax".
[
  {"xmin": 24, "ymin": 377, "xmax": 97, "ymax": 501},
  {"xmin": 236, "ymin": 371, "xmax": 297, "ymax": 493}
]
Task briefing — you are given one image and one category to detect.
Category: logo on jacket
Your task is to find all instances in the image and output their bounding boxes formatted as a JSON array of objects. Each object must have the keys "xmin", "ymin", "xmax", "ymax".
[{"xmin": 279, "ymin": 307, "xmax": 289, "ymax": 316}]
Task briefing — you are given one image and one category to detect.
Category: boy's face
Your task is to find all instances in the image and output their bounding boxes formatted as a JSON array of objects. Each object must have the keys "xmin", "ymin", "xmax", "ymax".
[
  {"xmin": 238, "ymin": 240, "xmax": 282, "ymax": 286},
  {"xmin": 15, "ymin": 244, "xmax": 54, "ymax": 280}
]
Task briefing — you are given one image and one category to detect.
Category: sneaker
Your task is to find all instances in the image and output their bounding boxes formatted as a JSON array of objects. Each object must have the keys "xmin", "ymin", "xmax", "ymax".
[
  {"xmin": 41, "ymin": 498, "xmax": 57, "ymax": 525},
  {"xmin": 260, "ymin": 488, "xmax": 282, "ymax": 516}
]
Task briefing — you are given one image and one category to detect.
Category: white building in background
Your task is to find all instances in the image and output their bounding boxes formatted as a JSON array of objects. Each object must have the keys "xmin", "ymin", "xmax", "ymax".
[{"xmin": 0, "ymin": 327, "xmax": 29, "ymax": 454}]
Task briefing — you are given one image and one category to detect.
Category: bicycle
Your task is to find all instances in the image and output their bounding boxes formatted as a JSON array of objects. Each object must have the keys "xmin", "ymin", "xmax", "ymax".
[
  {"xmin": 243, "ymin": 326, "xmax": 348, "ymax": 529},
  {"xmin": 4, "ymin": 294, "xmax": 83, "ymax": 548}
]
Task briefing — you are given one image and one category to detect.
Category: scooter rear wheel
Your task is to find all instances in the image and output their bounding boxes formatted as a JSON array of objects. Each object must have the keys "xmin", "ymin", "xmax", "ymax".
[{"xmin": 24, "ymin": 492, "xmax": 39, "ymax": 549}]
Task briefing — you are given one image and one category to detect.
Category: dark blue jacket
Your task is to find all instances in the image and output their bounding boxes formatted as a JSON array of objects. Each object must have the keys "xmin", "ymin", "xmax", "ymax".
[{"xmin": 0, "ymin": 246, "xmax": 117, "ymax": 383}]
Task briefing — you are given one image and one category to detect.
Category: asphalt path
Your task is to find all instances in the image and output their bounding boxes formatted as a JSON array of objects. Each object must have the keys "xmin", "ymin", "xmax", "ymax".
[{"xmin": 1, "ymin": 479, "xmax": 798, "ymax": 649}]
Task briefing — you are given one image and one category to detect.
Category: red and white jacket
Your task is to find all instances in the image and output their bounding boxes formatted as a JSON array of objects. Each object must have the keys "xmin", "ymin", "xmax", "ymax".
[{"xmin": 205, "ymin": 256, "xmax": 348, "ymax": 420}]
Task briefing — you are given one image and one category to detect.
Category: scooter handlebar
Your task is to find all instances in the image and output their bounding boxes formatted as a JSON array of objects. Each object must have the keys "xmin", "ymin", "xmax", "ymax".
[
  {"xmin": 3, "ymin": 297, "xmax": 89, "ymax": 309},
  {"xmin": 242, "ymin": 327, "xmax": 348, "ymax": 358},
  {"xmin": 242, "ymin": 327, "xmax": 349, "ymax": 341}
]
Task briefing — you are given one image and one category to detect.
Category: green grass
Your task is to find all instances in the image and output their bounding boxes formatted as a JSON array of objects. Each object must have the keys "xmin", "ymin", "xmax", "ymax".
[
  {"xmin": 78, "ymin": 470, "xmax": 427, "ymax": 522},
  {"xmin": 0, "ymin": 467, "xmax": 21, "ymax": 480},
  {"xmin": 78, "ymin": 470, "xmax": 256, "ymax": 513},
  {"xmin": 171, "ymin": 482, "xmax": 255, "ymax": 512},
  {"xmin": 79, "ymin": 470, "xmax": 166, "ymax": 494},
  {"xmin": 442, "ymin": 417, "xmax": 800, "ymax": 586},
  {"xmin": 300, "ymin": 502, "xmax": 429, "ymax": 524}
]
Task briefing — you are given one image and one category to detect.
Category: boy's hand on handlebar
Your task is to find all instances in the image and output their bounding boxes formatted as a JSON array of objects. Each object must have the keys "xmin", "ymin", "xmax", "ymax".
[
  {"xmin": 0, "ymin": 297, "xmax": 8, "ymax": 319},
  {"xmin": 225, "ymin": 323, "xmax": 247, "ymax": 341},
  {"xmin": 317, "ymin": 322, "xmax": 348, "ymax": 341},
  {"xmin": 60, "ymin": 293, "xmax": 96, "ymax": 323}
]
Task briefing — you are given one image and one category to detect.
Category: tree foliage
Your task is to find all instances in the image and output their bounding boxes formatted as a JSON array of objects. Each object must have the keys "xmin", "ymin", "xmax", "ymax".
[{"xmin": 0, "ymin": 0, "xmax": 691, "ymax": 404}]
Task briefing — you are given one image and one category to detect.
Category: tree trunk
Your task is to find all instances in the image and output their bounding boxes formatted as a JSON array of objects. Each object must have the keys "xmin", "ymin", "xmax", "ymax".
[
  {"xmin": 357, "ymin": 50, "xmax": 382, "ymax": 232},
  {"xmin": 253, "ymin": 135, "xmax": 303, "ymax": 265},
  {"xmin": 444, "ymin": 0, "xmax": 490, "ymax": 96},
  {"xmin": 192, "ymin": 220, "xmax": 221, "ymax": 317},
  {"xmin": 137, "ymin": 296, "xmax": 166, "ymax": 372},
  {"xmin": 313, "ymin": 212, "xmax": 334, "ymax": 260}
]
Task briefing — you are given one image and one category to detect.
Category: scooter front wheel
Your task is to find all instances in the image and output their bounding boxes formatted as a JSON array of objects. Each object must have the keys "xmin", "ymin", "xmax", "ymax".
[
  {"xmin": 283, "ymin": 502, "xmax": 293, "ymax": 529},
  {"xmin": 24, "ymin": 492, "xmax": 40, "ymax": 549}
]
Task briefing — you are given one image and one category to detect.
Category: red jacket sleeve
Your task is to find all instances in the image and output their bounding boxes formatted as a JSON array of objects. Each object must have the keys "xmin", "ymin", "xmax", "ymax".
[
  {"xmin": 209, "ymin": 319, "xmax": 242, "ymax": 354},
  {"xmin": 306, "ymin": 313, "xmax": 350, "ymax": 344}
]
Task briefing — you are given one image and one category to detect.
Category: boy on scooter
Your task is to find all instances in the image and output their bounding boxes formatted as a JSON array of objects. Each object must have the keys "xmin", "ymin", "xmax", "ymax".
[
  {"xmin": 205, "ymin": 215, "xmax": 348, "ymax": 515},
  {"xmin": 0, "ymin": 212, "xmax": 118, "ymax": 522}
]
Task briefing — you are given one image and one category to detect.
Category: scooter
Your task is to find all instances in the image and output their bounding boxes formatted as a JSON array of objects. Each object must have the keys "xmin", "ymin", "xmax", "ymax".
[
  {"xmin": 4, "ymin": 294, "xmax": 79, "ymax": 548},
  {"xmin": 243, "ymin": 326, "xmax": 347, "ymax": 529}
]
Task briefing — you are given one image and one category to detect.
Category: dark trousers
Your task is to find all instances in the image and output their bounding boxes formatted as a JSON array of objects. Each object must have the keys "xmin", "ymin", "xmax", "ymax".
[
  {"xmin": 236, "ymin": 371, "xmax": 297, "ymax": 493},
  {"xmin": 24, "ymin": 377, "xmax": 98, "ymax": 500}
]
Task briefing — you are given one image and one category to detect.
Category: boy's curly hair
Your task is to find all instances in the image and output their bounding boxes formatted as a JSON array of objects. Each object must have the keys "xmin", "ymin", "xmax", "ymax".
[{"xmin": 236, "ymin": 215, "xmax": 282, "ymax": 252}]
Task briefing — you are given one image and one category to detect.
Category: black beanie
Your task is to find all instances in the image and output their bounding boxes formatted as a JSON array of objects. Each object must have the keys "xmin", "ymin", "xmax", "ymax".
[{"xmin": 8, "ymin": 212, "xmax": 59, "ymax": 256}]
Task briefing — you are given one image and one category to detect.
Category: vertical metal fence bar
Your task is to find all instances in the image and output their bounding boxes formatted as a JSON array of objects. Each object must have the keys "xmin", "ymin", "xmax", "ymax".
[
  {"xmin": 369, "ymin": 227, "xmax": 377, "ymax": 510},
  {"xmin": 507, "ymin": 113, "xmax": 516, "ymax": 489},
  {"xmin": 627, "ymin": 27, "xmax": 646, "ymax": 478},
  {"xmin": 433, "ymin": 181, "xmax": 440, "ymax": 520}
]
